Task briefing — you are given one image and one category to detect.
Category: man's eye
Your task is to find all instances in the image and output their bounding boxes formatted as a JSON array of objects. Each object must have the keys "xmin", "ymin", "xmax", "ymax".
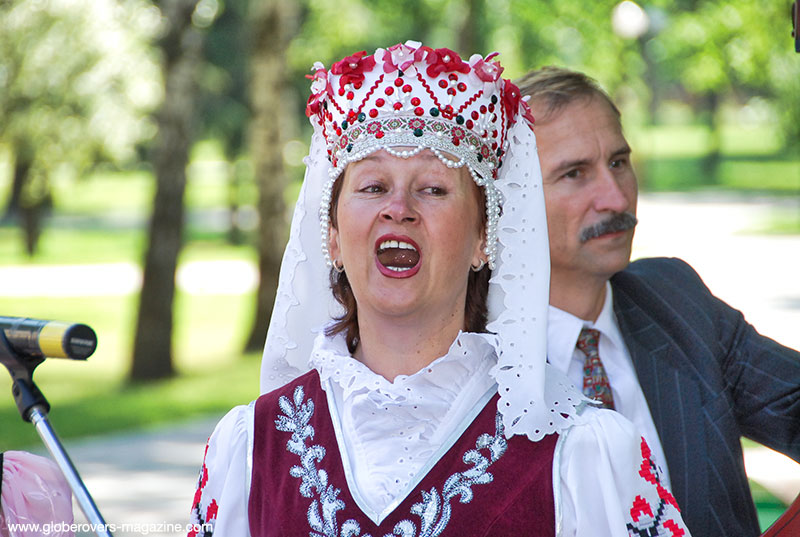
[
  {"xmin": 563, "ymin": 169, "xmax": 581, "ymax": 179},
  {"xmin": 610, "ymin": 158, "xmax": 627, "ymax": 169}
]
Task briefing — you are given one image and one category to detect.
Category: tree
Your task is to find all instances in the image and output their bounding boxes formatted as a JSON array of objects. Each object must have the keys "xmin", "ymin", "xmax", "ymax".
[
  {"xmin": 0, "ymin": 0, "xmax": 159, "ymax": 253},
  {"xmin": 197, "ymin": 0, "xmax": 252, "ymax": 245},
  {"xmin": 130, "ymin": 0, "xmax": 208, "ymax": 381},
  {"xmin": 242, "ymin": 0, "xmax": 300, "ymax": 352}
]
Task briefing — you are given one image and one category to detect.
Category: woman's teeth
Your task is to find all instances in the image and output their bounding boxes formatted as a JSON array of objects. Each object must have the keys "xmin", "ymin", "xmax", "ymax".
[
  {"xmin": 377, "ymin": 240, "xmax": 420, "ymax": 271},
  {"xmin": 378, "ymin": 240, "xmax": 417, "ymax": 252}
]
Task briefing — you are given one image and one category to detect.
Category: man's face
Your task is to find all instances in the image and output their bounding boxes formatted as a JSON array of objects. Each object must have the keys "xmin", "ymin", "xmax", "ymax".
[{"xmin": 533, "ymin": 96, "xmax": 638, "ymax": 287}]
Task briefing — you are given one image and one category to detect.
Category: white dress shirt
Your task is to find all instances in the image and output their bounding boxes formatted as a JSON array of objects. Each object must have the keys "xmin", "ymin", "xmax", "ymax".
[{"xmin": 548, "ymin": 282, "xmax": 672, "ymax": 489}]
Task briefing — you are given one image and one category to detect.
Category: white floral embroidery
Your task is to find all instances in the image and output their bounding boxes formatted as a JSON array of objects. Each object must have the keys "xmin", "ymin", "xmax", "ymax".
[{"xmin": 276, "ymin": 386, "xmax": 508, "ymax": 537}]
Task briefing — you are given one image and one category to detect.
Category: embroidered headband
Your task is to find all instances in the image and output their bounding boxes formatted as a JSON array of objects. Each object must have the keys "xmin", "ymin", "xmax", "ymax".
[{"xmin": 307, "ymin": 41, "xmax": 534, "ymax": 270}]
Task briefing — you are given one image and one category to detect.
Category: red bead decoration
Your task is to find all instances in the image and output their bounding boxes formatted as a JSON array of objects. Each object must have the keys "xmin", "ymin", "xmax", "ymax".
[
  {"xmin": 480, "ymin": 105, "xmax": 487, "ymax": 114},
  {"xmin": 438, "ymin": 80, "xmax": 448, "ymax": 89},
  {"xmin": 447, "ymin": 88, "xmax": 456, "ymax": 96},
  {"xmin": 471, "ymin": 111, "xmax": 479, "ymax": 120},
  {"xmin": 393, "ymin": 102, "xmax": 403, "ymax": 110},
  {"xmin": 457, "ymin": 83, "xmax": 467, "ymax": 92},
  {"xmin": 347, "ymin": 91, "xmax": 354, "ymax": 100},
  {"xmin": 376, "ymin": 98, "xmax": 385, "ymax": 107},
  {"xmin": 354, "ymin": 82, "xmax": 362, "ymax": 90},
  {"xmin": 402, "ymin": 84, "xmax": 412, "ymax": 93},
  {"xmin": 394, "ymin": 77, "xmax": 404, "ymax": 87},
  {"xmin": 338, "ymin": 88, "xmax": 345, "ymax": 97},
  {"xmin": 448, "ymin": 74, "xmax": 458, "ymax": 81},
  {"xmin": 369, "ymin": 109, "xmax": 378, "ymax": 118},
  {"xmin": 466, "ymin": 119, "xmax": 474, "ymax": 129},
  {"xmin": 410, "ymin": 97, "xmax": 421, "ymax": 106},
  {"xmin": 452, "ymin": 137, "xmax": 461, "ymax": 146},
  {"xmin": 488, "ymin": 103, "xmax": 495, "ymax": 112},
  {"xmin": 414, "ymin": 107, "xmax": 424, "ymax": 116},
  {"xmin": 385, "ymin": 87, "xmax": 394, "ymax": 95},
  {"xmin": 375, "ymin": 131, "xmax": 385, "ymax": 139}
]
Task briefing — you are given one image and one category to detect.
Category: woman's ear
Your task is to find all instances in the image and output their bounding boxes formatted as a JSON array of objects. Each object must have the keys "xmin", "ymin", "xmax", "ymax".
[
  {"xmin": 329, "ymin": 224, "xmax": 341, "ymax": 264},
  {"xmin": 472, "ymin": 227, "xmax": 487, "ymax": 269}
]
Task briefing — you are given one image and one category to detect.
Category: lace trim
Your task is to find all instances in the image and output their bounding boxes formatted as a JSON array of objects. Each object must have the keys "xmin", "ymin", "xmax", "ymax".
[
  {"xmin": 311, "ymin": 331, "xmax": 498, "ymax": 401},
  {"xmin": 485, "ymin": 121, "xmax": 587, "ymax": 440}
]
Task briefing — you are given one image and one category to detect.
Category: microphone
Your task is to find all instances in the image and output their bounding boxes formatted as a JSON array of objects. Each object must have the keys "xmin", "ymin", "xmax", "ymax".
[{"xmin": 0, "ymin": 316, "xmax": 97, "ymax": 360}]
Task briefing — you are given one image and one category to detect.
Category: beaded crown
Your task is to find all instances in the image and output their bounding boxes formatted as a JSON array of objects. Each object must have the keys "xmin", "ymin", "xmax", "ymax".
[{"xmin": 307, "ymin": 41, "xmax": 535, "ymax": 270}]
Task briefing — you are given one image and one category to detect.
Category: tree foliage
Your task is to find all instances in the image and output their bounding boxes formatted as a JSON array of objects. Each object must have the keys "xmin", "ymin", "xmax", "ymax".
[{"xmin": 0, "ymin": 0, "xmax": 160, "ymax": 242}]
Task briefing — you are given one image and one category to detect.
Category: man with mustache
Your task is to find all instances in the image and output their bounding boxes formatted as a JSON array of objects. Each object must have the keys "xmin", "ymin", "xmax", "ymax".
[{"xmin": 517, "ymin": 66, "xmax": 800, "ymax": 537}]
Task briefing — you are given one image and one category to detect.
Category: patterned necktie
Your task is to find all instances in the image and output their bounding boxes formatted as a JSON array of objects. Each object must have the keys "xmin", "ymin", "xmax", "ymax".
[{"xmin": 576, "ymin": 328, "xmax": 615, "ymax": 409}]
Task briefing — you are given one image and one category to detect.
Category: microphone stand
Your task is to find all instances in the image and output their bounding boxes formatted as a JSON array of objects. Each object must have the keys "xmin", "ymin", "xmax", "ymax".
[{"xmin": 0, "ymin": 334, "xmax": 112, "ymax": 537}]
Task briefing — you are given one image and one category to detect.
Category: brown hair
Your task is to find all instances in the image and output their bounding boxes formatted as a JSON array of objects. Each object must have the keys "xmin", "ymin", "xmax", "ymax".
[
  {"xmin": 325, "ymin": 169, "xmax": 491, "ymax": 353},
  {"xmin": 514, "ymin": 66, "xmax": 620, "ymax": 123}
]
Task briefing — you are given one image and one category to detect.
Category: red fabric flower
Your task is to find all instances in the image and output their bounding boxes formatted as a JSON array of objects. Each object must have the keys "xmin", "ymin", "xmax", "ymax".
[
  {"xmin": 331, "ymin": 51, "xmax": 376, "ymax": 89},
  {"xmin": 471, "ymin": 52, "xmax": 504, "ymax": 82},
  {"xmin": 424, "ymin": 47, "xmax": 470, "ymax": 78},
  {"xmin": 502, "ymin": 80, "xmax": 535, "ymax": 126},
  {"xmin": 383, "ymin": 43, "xmax": 418, "ymax": 73},
  {"xmin": 305, "ymin": 63, "xmax": 330, "ymax": 117},
  {"xmin": 629, "ymin": 495, "xmax": 653, "ymax": 522}
]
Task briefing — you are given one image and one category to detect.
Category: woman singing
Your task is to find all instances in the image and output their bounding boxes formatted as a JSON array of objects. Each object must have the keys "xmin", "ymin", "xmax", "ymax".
[{"xmin": 189, "ymin": 41, "xmax": 690, "ymax": 537}]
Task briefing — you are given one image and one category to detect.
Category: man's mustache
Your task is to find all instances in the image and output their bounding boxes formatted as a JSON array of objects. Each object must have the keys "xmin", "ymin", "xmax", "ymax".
[{"xmin": 580, "ymin": 212, "xmax": 638, "ymax": 242}]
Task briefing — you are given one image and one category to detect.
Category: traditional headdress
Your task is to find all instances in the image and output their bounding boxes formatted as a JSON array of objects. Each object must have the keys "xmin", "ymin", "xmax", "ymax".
[{"xmin": 261, "ymin": 41, "xmax": 584, "ymax": 441}]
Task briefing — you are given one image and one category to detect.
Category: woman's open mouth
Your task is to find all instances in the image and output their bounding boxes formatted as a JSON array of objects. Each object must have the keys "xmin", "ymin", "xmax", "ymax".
[{"xmin": 375, "ymin": 235, "xmax": 421, "ymax": 278}]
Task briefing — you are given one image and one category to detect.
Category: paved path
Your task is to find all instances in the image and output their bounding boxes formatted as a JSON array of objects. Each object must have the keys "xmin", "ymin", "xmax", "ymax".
[{"xmin": 5, "ymin": 192, "xmax": 800, "ymax": 535}]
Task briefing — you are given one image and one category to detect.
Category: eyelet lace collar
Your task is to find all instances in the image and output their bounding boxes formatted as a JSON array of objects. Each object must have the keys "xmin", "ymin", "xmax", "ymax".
[{"xmin": 310, "ymin": 330, "xmax": 500, "ymax": 403}]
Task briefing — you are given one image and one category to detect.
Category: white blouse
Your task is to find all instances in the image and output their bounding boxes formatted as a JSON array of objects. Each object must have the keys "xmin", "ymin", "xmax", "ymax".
[{"xmin": 190, "ymin": 332, "xmax": 691, "ymax": 537}]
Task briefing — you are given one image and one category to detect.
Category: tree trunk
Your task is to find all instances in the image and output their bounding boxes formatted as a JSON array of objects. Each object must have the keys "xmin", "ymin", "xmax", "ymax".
[
  {"xmin": 243, "ymin": 0, "xmax": 299, "ymax": 352},
  {"xmin": 701, "ymin": 91, "xmax": 721, "ymax": 183},
  {"xmin": 130, "ymin": 0, "xmax": 204, "ymax": 381},
  {"xmin": 457, "ymin": 0, "xmax": 484, "ymax": 56},
  {"xmin": 3, "ymin": 151, "xmax": 30, "ymax": 220}
]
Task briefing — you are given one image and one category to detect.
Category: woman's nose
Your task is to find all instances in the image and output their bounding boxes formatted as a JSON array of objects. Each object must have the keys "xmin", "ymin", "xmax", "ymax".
[{"xmin": 380, "ymin": 190, "xmax": 417, "ymax": 223}]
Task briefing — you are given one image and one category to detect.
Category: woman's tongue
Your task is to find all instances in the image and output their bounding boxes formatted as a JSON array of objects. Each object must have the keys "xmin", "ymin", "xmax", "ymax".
[{"xmin": 377, "ymin": 248, "xmax": 420, "ymax": 271}]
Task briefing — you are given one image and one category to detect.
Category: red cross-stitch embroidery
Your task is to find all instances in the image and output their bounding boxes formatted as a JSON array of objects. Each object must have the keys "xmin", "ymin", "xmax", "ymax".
[{"xmin": 626, "ymin": 438, "xmax": 685, "ymax": 537}]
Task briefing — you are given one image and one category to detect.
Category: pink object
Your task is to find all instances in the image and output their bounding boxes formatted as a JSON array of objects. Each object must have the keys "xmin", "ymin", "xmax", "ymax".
[{"xmin": 0, "ymin": 451, "xmax": 74, "ymax": 537}]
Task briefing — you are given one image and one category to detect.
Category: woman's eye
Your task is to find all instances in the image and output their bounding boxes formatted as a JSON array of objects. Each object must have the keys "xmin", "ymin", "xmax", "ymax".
[
  {"xmin": 359, "ymin": 183, "xmax": 385, "ymax": 193},
  {"xmin": 423, "ymin": 186, "xmax": 446, "ymax": 196}
]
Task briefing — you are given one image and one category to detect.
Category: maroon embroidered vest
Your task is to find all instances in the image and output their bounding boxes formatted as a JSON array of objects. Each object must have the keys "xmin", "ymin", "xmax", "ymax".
[{"xmin": 249, "ymin": 371, "xmax": 557, "ymax": 537}]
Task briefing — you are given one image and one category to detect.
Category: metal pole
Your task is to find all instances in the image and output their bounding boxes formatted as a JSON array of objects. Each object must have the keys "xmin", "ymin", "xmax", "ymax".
[{"xmin": 29, "ymin": 405, "xmax": 113, "ymax": 537}]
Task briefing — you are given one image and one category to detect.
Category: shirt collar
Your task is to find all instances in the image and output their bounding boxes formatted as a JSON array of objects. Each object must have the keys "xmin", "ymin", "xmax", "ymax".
[
  {"xmin": 547, "ymin": 282, "xmax": 624, "ymax": 366},
  {"xmin": 310, "ymin": 329, "xmax": 498, "ymax": 402}
]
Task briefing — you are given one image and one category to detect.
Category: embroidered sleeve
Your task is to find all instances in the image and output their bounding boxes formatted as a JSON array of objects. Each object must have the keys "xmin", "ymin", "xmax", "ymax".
[
  {"xmin": 188, "ymin": 403, "xmax": 254, "ymax": 537},
  {"xmin": 556, "ymin": 409, "xmax": 691, "ymax": 537}
]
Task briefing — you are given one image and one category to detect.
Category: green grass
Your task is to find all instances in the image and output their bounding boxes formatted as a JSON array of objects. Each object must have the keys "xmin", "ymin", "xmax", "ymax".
[
  {"xmin": 751, "ymin": 480, "xmax": 789, "ymax": 531},
  {"xmin": 626, "ymin": 123, "xmax": 800, "ymax": 194},
  {"xmin": 0, "ymin": 289, "xmax": 261, "ymax": 451},
  {"xmin": 0, "ymin": 353, "xmax": 261, "ymax": 452}
]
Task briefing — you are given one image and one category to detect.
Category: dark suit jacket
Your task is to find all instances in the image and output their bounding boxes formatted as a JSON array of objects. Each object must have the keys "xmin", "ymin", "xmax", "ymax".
[{"xmin": 611, "ymin": 257, "xmax": 800, "ymax": 537}]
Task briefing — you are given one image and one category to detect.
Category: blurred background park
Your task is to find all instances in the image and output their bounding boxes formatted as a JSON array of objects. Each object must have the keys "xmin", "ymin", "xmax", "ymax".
[{"xmin": 0, "ymin": 0, "xmax": 798, "ymax": 530}]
